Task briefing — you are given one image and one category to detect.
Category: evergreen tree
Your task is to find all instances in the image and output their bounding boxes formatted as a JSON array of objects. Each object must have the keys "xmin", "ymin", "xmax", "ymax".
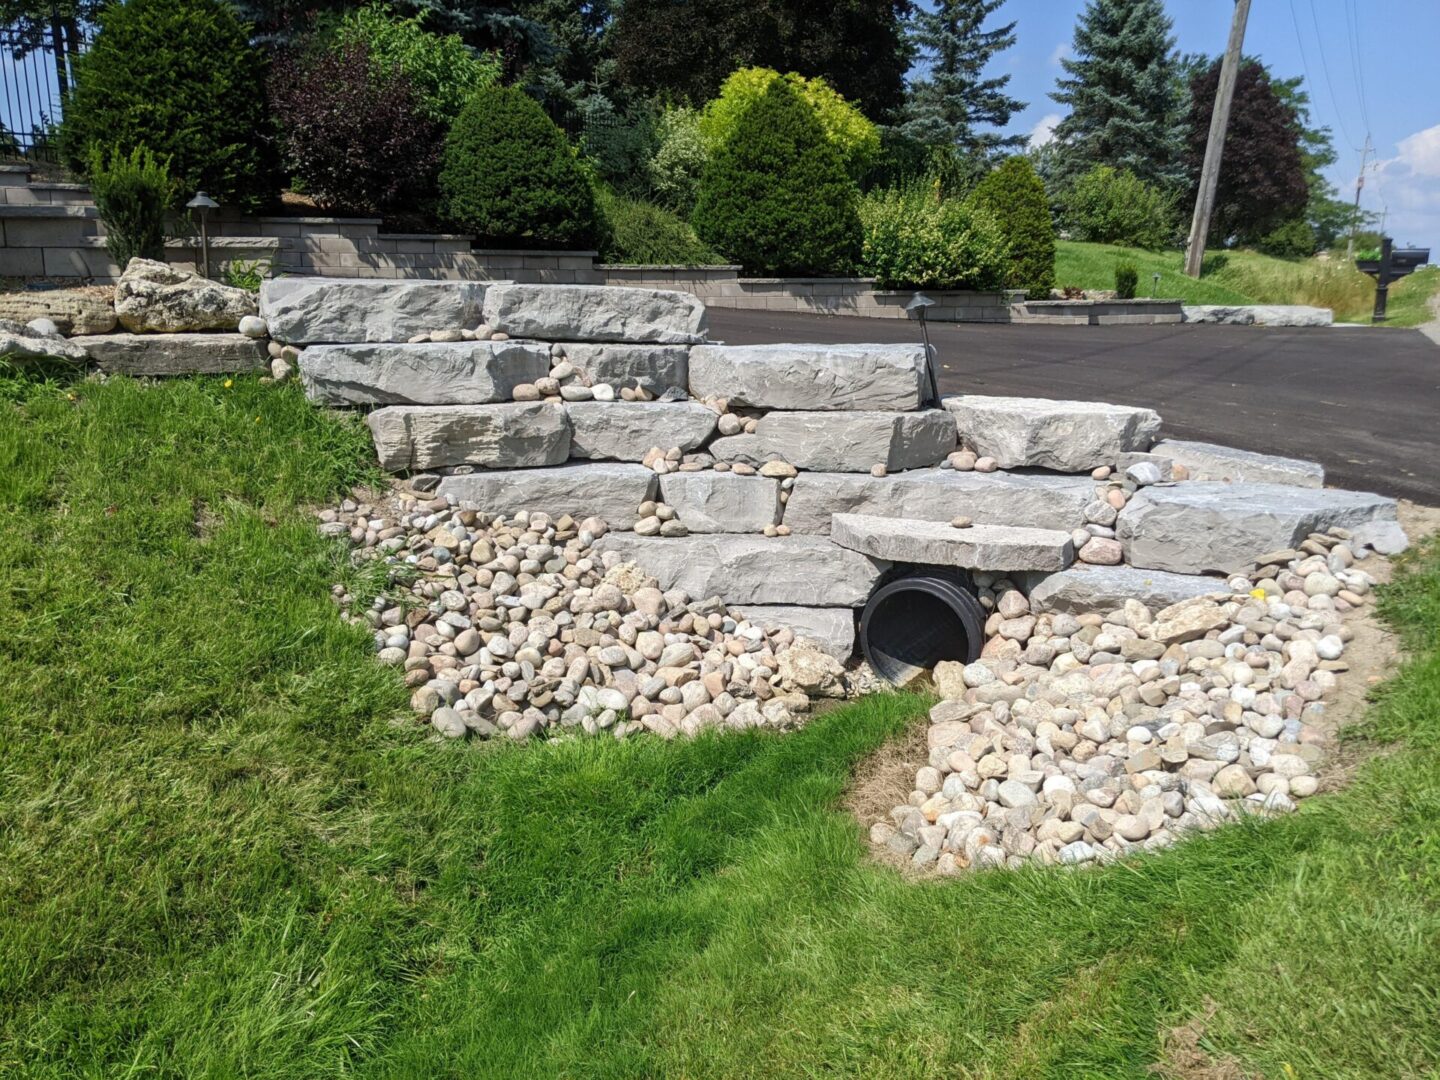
[
  {"xmin": 1049, "ymin": 0, "xmax": 1183, "ymax": 189},
  {"xmin": 901, "ymin": 0, "xmax": 1026, "ymax": 157},
  {"xmin": 968, "ymin": 155, "xmax": 1055, "ymax": 297}
]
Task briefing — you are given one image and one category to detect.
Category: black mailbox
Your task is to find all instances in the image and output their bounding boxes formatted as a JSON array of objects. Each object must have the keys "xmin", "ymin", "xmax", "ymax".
[{"xmin": 1358, "ymin": 239, "xmax": 1431, "ymax": 323}]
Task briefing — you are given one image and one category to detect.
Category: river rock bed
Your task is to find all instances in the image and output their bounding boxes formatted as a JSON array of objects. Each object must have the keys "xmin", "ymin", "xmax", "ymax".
[
  {"xmin": 321, "ymin": 485, "xmax": 866, "ymax": 742},
  {"xmin": 871, "ymin": 527, "xmax": 1380, "ymax": 872}
]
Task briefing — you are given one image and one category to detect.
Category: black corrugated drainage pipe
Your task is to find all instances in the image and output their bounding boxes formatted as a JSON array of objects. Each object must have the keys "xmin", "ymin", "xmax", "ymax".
[{"xmin": 859, "ymin": 568, "xmax": 986, "ymax": 686}]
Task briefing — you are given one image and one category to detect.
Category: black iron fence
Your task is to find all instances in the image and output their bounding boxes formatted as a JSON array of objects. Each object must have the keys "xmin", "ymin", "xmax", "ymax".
[{"xmin": 1, "ymin": 16, "xmax": 90, "ymax": 163}]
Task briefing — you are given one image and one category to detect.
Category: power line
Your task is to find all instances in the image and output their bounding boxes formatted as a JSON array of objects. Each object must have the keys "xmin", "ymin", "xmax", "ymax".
[
  {"xmin": 1343, "ymin": 0, "xmax": 1372, "ymax": 135},
  {"xmin": 1305, "ymin": 0, "xmax": 1359, "ymax": 150}
]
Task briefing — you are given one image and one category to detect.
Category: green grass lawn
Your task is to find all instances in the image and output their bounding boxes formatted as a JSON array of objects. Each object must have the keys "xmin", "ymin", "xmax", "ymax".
[
  {"xmin": 4, "ymin": 367, "xmax": 1440, "ymax": 1078},
  {"xmin": 1056, "ymin": 240, "xmax": 1440, "ymax": 328}
]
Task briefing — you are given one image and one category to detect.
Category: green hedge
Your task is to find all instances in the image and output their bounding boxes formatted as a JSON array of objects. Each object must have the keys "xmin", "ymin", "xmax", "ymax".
[
  {"xmin": 968, "ymin": 156, "xmax": 1056, "ymax": 298},
  {"xmin": 859, "ymin": 185, "xmax": 1008, "ymax": 291}
]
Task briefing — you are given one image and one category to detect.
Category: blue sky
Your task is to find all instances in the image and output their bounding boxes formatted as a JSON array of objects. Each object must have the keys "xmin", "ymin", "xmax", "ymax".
[{"xmin": 971, "ymin": 0, "xmax": 1440, "ymax": 251}]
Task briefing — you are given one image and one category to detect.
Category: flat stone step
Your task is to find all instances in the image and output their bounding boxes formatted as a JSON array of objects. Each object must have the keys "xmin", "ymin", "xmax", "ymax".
[
  {"xmin": 942, "ymin": 394, "xmax": 1161, "ymax": 472},
  {"xmin": 1119, "ymin": 481, "xmax": 1399, "ymax": 575},
  {"xmin": 1023, "ymin": 564, "xmax": 1229, "ymax": 616},
  {"xmin": 781, "ymin": 469, "xmax": 1093, "ymax": 534},
  {"xmin": 299, "ymin": 340, "xmax": 550, "ymax": 405},
  {"xmin": 735, "ymin": 605, "xmax": 855, "ymax": 661},
  {"xmin": 688, "ymin": 343, "xmax": 928, "ymax": 411},
  {"xmin": 260, "ymin": 277, "xmax": 496, "ymax": 344},
  {"xmin": 830, "ymin": 513, "xmax": 1074, "ymax": 571},
  {"xmin": 709, "ymin": 409, "xmax": 955, "ymax": 472},
  {"xmin": 1150, "ymin": 438, "xmax": 1324, "ymax": 487},
  {"xmin": 594, "ymin": 533, "xmax": 887, "ymax": 606},
  {"xmin": 658, "ymin": 471, "xmax": 781, "ymax": 533},
  {"xmin": 74, "ymin": 331, "xmax": 267, "ymax": 375},
  {"xmin": 435, "ymin": 463, "xmax": 656, "ymax": 530},
  {"xmin": 483, "ymin": 284, "xmax": 707, "ymax": 344},
  {"xmin": 366, "ymin": 402, "xmax": 570, "ymax": 472}
]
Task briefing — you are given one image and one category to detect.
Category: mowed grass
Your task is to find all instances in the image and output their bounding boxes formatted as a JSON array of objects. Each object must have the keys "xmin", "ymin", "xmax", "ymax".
[
  {"xmin": 3, "ymin": 367, "xmax": 1440, "ymax": 1078},
  {"xmin": 1056, "ymin": 240, "xmax": 1440, "ymax": 327}
]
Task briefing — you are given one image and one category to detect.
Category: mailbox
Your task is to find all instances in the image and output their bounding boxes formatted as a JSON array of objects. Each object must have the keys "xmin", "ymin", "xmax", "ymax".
[{"xmin": 1357, "ymin": 239, "xmax": 1431, "ymax": 322}]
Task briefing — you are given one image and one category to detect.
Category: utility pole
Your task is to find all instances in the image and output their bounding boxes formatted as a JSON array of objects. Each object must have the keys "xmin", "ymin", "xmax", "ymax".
[
  {"xmin": 1345, "ymin": 135, "xmax": 1372, "ymax": 260},
  {"xmin": 1183, "ymin": 0, "xmax": 1252, "ymax": 278}
]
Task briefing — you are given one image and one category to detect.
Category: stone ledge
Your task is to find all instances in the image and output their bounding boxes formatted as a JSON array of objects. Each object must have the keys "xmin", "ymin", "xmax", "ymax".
[
  {"xmin": 830, "ymin": 513, "xmax": 1074, "ymax": 572},
  {"xmin": 74, "ymin": 332, "xmax": 267, "ymax": 375}
]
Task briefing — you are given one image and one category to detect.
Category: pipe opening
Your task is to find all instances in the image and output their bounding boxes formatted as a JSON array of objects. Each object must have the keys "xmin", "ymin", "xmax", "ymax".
[{"xmin": 859, "ymin": 569, "xmax": 985, "ymax": 686}]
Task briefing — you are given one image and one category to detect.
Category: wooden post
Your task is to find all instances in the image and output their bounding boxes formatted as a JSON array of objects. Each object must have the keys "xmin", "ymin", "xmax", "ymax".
[{"xmin": 1183, "ymin": 0, "xmax": 1251, "ymax": 278}]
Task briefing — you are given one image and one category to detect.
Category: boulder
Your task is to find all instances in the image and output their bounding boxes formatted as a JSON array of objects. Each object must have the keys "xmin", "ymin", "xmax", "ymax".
[
  {"xmin": 1182, "ymin": 305, "xmax": 1333, "ymax": 327},
  {"xmin": 436, "ymin": 463, "xmax": 656, "ymax": 529},
  {"xmin": 76, "ymin": 331, "xmax": 267, "ymax": 374},
  {"xmin": 482, "ymin": 284, "xmax": 707, "ymax": 344},
  {"xmin": 567, "ymin": 401, "xmax": 717, "ymax": 460},
  {"xmin": 298, "ymin": 341, "xmax": 551, "ymax": 405},
  {"xmin": 260, "ymin": 277, "xmax": 491, "ymax": 344},
  {"xmin": 1119, "ymin": 482, "xmax": 1399, "ymax": 574},
  {"xmin": 709, "ymin": 409, "xmax": 956, "ymax": 472},
  {"xmin": 366, "ymin": 403, "xmax": 571, "ymax": 472},
  {"xmin": 0, "ymin": 289, "xmax": 116, "ymax": 335},
  {"xmin": 782, "ymin": 469, "xmax": 1093, "ymax": 534},
  {"xmin": 113, "ymin": 258, "xmax": 256, "ymax": 332},
  {"xmin": 556, "ymin": 343, "xmax": 689, "ymax": 394},
  {"xmin": 941, "ymin": 394, "xmax": 1161, "ymax": 472},
  {"xmin": 0, "ymin": 318, "xmax": 88, "ymax": 362},
  {"xmin": 1024, "ymin": 564, "xmax": 1229, "ymax": 616},
  {"xmin": 688, "ymin": 343, "xmax": 928, "ymax": 411},
  {"xmin": 594, "ymin": 534, "xmax": 887, "ymax": 606},
  {"xmin": 658, "ymin": 471, "xmax": 781, "ymax": 532},
  {"xmin": 1149, "ymin": 439, "xmax": 1324, "ymax": 488},
  {"xmin": 738, "ymin": 605, "xmax": 856, "ymax": 662},
  {"xmin": 830, "ymin": 514, "xmax": 1074, "ymax": 571}
]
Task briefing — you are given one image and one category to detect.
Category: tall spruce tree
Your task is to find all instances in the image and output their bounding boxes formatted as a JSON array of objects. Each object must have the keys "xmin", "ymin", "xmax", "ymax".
[
  {"xmin": 901, "ymin": 0, "xmax": 1026, "ymax": 156},
  {"xmin": 1049, "ymin": 0, "xmax": 1183, "ymax": 189}
]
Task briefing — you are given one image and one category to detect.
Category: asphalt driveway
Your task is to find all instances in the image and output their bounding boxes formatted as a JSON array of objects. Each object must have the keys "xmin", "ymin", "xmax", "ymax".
[{"xmin": 705, "ymin": 309, "xmax": 1440, "ymax": 504}]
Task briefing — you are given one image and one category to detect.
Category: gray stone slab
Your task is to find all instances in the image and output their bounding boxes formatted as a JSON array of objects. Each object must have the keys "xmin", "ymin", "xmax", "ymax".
[
  {"xmin": 688, "ymin": 343, "xmax": 928, "ymax": 411},
  {"xmin": 2, "ymin": 324, "xmax": 89, "ymax": 362},
  {"xmin": 435, "ymin": 463, "xmax": 656, "ymax": 530},
  {"xmin": 1150, "ymin": 438, "xmax": 1324, "ymax": 488},
  {"xmin": 260, "ymin": 278, "xmax": 492, "ymax": 344},
  {"xmin": 831, "ymin": 513, "xmax": 1074, "ymax": 571},
  {"xmin": 366, "ymin": 403, "xmax": 571, "ymax": 472},
  {"xmin": 558, "ymin": 342, "xmax": 689, "ymax": 394},
  {"xmin": 1119, "ymin": 482, "xmax": 1398, "ymax": 575},
  {"xmin": 298, "ymin": 340, "xmax": 550, "ymax": 405},
  {"xmin": 483, "ymin": 284, "xmax": 707, "ymax": 344},
  {"xmin": 1025, "ymin": 565, "xmax": 1229, "ymax": 616},
  {"xmin": 709, "ymin": 409, "xmax": 956, "ymax": 472},
  {"xmin": 567, "ymin": 401, "xmax": 717, "ymax": 461},
  {"xmin": 1182, "ymin": 304, "xmax": 1332, "ymax": 327},
  {"xmin": 75, "ymin": 331, "xmax": 267, "ymax": 374},
  {"xmin": 658, "ymin": 471, "xmax": 781, "ymax": 532},
  {"xmin": 942, "ymin": 394, "xmax": 1161, "ymax": 472},
  {"xmin": 782, "ymin": 469, "xmax": 1093, "ymax": 535},
  {"xmin": 739, "ymin": 605, "xmax": 856, "ymax": 662},
  {"xmin": 594, "ymin": 533, "xmax": 888, "ymax": 606}
]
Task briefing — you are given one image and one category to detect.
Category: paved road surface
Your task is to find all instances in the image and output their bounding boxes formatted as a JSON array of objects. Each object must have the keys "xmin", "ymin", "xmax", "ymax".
[{"xmin": 705, "ymin": 309, "xmax": 1440, "ymax": 504}]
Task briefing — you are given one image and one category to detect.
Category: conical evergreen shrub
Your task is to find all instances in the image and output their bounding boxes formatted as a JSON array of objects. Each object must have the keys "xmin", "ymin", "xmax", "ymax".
[{"xmin": 969, "ymin": 156, "xmax": 1056, "ymax": 298}]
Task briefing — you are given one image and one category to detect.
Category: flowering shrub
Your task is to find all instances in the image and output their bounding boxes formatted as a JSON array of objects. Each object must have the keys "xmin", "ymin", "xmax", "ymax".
[{"xmin": 860, "ymin": 185, "xmax": 1008, "ymax": 291}]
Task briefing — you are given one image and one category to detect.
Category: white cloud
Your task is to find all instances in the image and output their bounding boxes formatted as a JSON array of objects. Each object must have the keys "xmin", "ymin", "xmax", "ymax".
[
  {"xmin": 1049, "ymin": 41, "xmax": 1070, "ymax": 66},
  {"xmin": 1029, "ymin": 113, "xmax": 1062, "ymax": 148},
  {"xmin": 1371, "ymin": 124, "xmax": 1440, "ymax": 248}
]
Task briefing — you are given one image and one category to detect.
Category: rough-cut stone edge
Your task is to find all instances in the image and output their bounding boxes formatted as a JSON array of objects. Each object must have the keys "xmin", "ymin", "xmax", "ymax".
[
  {"xmin": 830, "ymin": 513, "xmax": 1075, "ymax": 571},
  {"xmin": 73, "ymin": 331, "xmax": 268, "ymax": 374},
  {"xmin": 738, "ymin": 605, "xmax": 856, "ymax": 662},
  {"xmin": 435, "ymin": 463, "xmax": 657, "ymax": 529}
]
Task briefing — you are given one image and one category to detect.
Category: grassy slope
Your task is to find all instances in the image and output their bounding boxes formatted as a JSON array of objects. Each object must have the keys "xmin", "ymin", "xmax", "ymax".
[
  {"xmin": 1056, "ymin": 240, "xmax": 1440, "ymax": 327},
  {"xmin": 3, "ymin": 369, "xmax": 1440, "ymax": 1078}
]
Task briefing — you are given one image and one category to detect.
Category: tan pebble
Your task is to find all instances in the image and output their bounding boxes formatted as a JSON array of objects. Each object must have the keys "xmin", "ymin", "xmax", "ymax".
[
  {"xmin": 951, "ymin": 516, "xmax": 973, "ymax": 529},
  {"xmin": 1106, "ymin": 488, "xmax": 1128, "ymax": 509},
  {"xmin": 974, "ymin": 456, "xmax": 998, "ymax": 473},
  {"xmin": 870, "ymin": 463, "xmax": 887, "ymax": 477},
  {"xmin": 1091, "ymin": 465, "xmax": 1112, "ymax": 480},
  {"xmin": 775, "ymin": 524, "xmax": 791, "ymax": 536}
]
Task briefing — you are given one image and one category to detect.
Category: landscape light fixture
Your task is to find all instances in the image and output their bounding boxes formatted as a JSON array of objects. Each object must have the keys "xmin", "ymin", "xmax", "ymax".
[
  {"xmin": 186, "ymin": 191, "xmax": 219, "ymax": 279},
  {"xmin": 906, "ymin": 292, "xmax": 941, "ymax": 405},
  {"xmin": 1151, "ymin": 272, "xmax": 1161, "ymax": 298}
]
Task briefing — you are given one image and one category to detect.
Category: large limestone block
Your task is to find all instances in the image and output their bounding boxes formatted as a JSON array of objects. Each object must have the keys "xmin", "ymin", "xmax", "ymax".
[
  {"xmin": 1182, "ymin": 305, "xmax": 1332, "ymax": 327},
  {"xmin": 1119, "ymin": 482, "xmax": 1398, "ymax": 574},
  {"xmin": 436, "ymin": 463, "xmax": 656, "ymax": 529},
  {"xmin": 567, "ymin": 401, "xmax": 717, "ymax": 461},
  {"xmin": 0, "ymin": 319, "xmax": 89, "ymax": 362},
  {"xmin": 1025, "ymin": 565, "xmax": 1229, "ymax": 616},
  {"xmin": 942, "ymin": 394, "xmax": 1161, "ymax": 472},
  {"xmin": 658, "ymin": 471, "xmax": 781, "ymax": 532},
  {"xmin": 709, "ymin": 409, "xmax": 955, "ymax": 472},
  {"xmin": 594, "ymin": 534, "xmax": 887, "ymax": 606},
  {"xmin": 831, "ymin": 514, "xmax": 1073, "ymax": 572},
  {"xmin": 739, "ymin": 605, "xmax": 856, "ymax": 661},
  {"xmin": 1150, "ymin": 438, "xmax": 1324, "ymax": 488},
  {"xmin": 483, "ymin": 284, "xmax": 707, "ymax": 344},
  {"xmin": 782, "ymin": 469, "xmax": 1093, "ymax": 535},
  {"xmin": 688, "ymin": 343, "xmax": 928, "ymax": 411},
  {"xmin": 76, "ymin": 331, "xmax": 267, "ymax": 374},
  {"xmin": 557, "ymin": 343, "xmax": 689, "ymax": 394},
  {"xmin": 0, "ymin": 289, "xmax": 116, "ymax": 335},
  {"xmin": 114, "ymin": 258, "xmax": 257, "ymax": 333},
  {"xmin": 260, "ymin": 278, "xmax": 490, "ymax": 344},
  {"xmin": 366, "ymin": 403, "xmax": 570, "ymax": 472},
  {"xmin": 299, "ymin": 341, "xmax": 550, "ymax": 405}
]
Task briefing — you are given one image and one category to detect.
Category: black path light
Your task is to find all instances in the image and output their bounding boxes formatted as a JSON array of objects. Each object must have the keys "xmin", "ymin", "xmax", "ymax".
[
  {"xmin": 185, "ymin": 191, "xmax": 219, "ymax": 279},
  {"xmin": 906, "ymin": 292, "xmax": 942, "ymax": 405}
]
